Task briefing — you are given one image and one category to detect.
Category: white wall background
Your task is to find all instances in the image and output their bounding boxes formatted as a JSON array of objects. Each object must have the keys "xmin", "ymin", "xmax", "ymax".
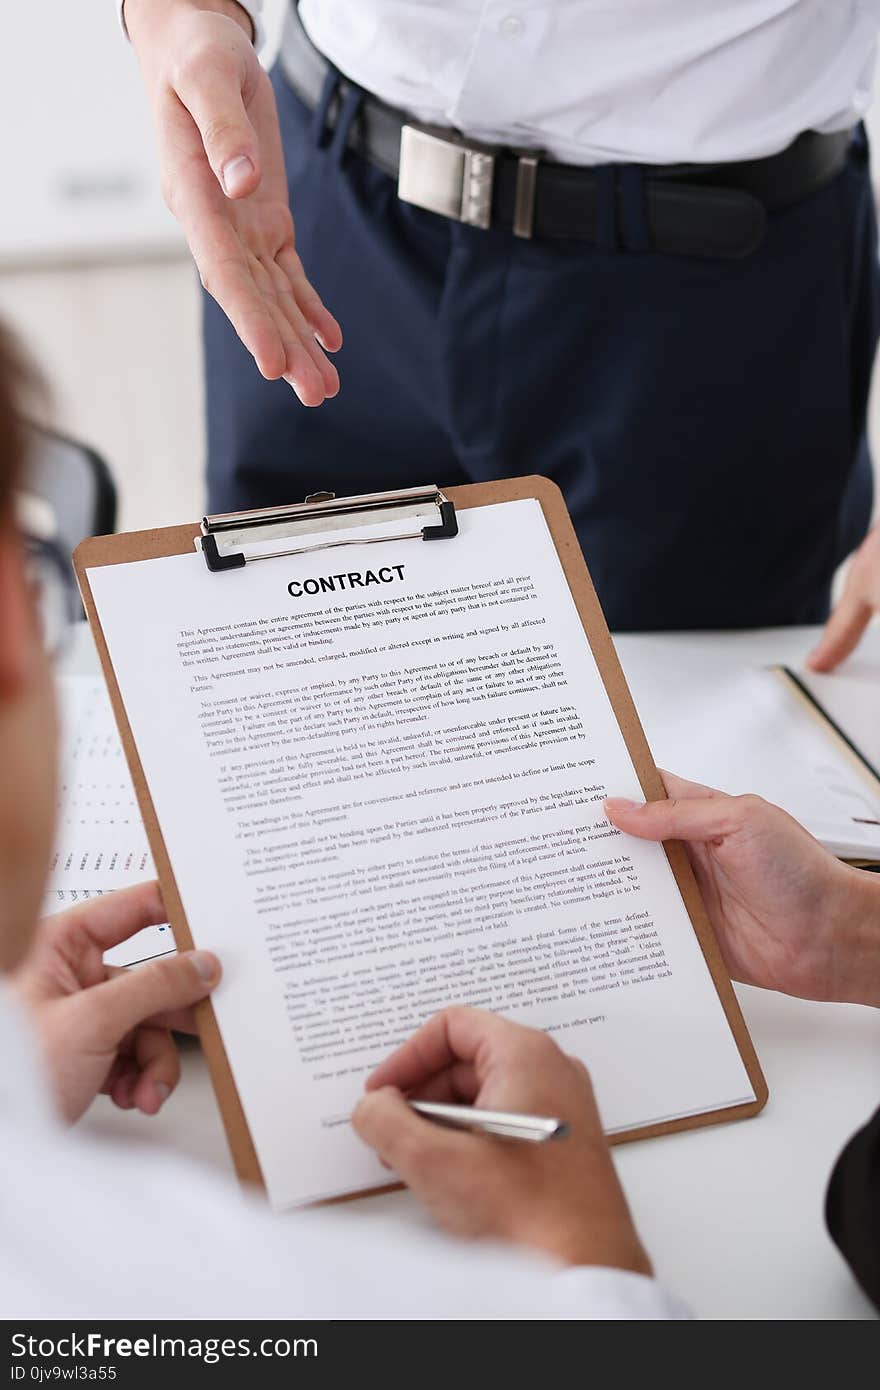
[{"xmin": 0, "ymin": 1, "xmax": 877, "ymax": 539}]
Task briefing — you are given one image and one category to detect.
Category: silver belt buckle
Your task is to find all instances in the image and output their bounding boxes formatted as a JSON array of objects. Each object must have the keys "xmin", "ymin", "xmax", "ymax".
[{"xmin": 398, "ymin": 125, "xmax": 495, "ymax": 230}]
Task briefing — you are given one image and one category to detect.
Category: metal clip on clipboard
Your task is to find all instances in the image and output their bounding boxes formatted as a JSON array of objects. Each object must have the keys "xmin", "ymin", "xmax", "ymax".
[{"xmin": 199, "ymin": 485, "xmax": 458, "ymax": 572}]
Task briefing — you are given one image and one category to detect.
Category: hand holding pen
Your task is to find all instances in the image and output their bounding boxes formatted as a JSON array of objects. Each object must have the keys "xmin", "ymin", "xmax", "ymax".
[{"xmin": 352, "ymin": 1006, "xmax": 651, "ymax": 1274}]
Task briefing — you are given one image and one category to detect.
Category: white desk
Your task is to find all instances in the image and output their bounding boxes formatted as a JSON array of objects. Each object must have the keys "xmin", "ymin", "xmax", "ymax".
[{"xmin": 72, "ymin": 623, "xmax": 880, "ymax": 1320}]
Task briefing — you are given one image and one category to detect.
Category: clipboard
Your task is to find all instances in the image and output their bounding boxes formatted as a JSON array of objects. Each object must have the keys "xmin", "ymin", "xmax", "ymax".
[
  {"xmin": 774, "ymin": 666, "xmax": 880, "ymax": 790},
  {"xmin": 74, "ymin": 475, "xmax": 768, "ymax": 1199}
]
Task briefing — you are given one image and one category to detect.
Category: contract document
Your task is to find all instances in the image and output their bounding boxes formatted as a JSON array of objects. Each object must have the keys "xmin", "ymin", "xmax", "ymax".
[{"xmin": 86, "ymin": 496, "xmax": 758, "ymax": 1208}]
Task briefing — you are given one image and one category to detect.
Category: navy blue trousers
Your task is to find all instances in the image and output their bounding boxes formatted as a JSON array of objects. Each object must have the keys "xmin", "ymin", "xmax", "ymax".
[{"xmin": 203, "ymin": 67, "xmax": 880, "ymax": 631}]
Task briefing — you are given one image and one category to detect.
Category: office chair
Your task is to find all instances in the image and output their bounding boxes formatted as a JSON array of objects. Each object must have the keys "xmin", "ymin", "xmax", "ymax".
[{"xmin": 22, "ymin": 423, "xmax": 116, "ymax": 549}]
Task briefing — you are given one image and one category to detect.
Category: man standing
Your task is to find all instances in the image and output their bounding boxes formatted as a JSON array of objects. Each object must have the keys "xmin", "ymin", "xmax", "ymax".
[{"xmin": 122, "ymin": 1, "xmax": 880, "ymax": 658}]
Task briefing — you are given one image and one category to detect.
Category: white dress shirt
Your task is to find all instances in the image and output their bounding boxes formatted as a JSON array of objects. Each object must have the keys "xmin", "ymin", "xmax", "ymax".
[
  {"xmin": 238, "ymin": 1, "xmax": 879, "ymax": 165},
  {"xmin": 0, "ymin": 986, "xmax": 688, "ymax": 1320}
]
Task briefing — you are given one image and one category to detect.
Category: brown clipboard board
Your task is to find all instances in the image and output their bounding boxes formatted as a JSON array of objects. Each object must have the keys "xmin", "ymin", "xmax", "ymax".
[{"xmin": 74, "ymin": 474, "xmax": 768, "ymax": 1202}]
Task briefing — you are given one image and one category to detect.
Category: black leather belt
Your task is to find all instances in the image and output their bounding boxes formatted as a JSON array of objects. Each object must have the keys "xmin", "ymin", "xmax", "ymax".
[{"xmin": 280, "ymin": 6, "xmax": 853, "ymax": 259}]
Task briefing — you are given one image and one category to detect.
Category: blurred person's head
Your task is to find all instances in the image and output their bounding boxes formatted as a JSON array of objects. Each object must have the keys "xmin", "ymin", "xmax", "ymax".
[{"xmin": 0, "ymin": 323, "xmax": 58, "ymax": 973}]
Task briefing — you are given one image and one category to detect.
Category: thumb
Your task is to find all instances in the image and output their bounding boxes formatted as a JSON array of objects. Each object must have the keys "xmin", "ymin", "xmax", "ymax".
[
  {"xmin": 175, "ymin": 49, "xmax": 261, "ymax": 198},
  {"xmin": 353, "ymin": 1086, "xmax": 473, "ymax": 1176},
  {"xmin": 807, "ymin": 592, "xmax": 872, "ymax": 672},
  {"xmin": 83, "ymin": 951, "xmax": 221, "ymax": 1052},
  {"xmin": 605, "ymin": 791, "xmax": 747, "ymax": 845}
]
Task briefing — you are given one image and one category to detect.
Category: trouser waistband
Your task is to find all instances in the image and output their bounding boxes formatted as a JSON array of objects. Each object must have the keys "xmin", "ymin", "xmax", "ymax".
[{"xmin": 280, "ymin": 5, "xmax": 853, "ymax": 257}]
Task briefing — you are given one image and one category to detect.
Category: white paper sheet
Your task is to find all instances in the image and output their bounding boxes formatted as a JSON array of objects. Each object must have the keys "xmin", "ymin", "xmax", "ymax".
[
  {"xmin": 615, "ymin": 644, "xmax": 880, "ymax": 861},
  {"xmin": 796, "ymin": 667, "xmax": 880, "ymax": 783},
  {"xmin": 88, "ymin": 499, "xmax": 755, "ymax": 1208},
  {"xmin": 44, "ymin": 674, "xmax": 173, "ymax": 968}
]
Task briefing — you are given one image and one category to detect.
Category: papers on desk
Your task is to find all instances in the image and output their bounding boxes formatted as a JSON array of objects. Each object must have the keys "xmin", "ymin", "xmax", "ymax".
[
  {"xmin": 44, "ymin": 673, "xmax": 174, "ymax": 968},
  {"xmin": 795, "ymin": 666, "xmax": 880, "ymax": 777},
  {"xmin": 623, "ymin": 650, "xmax": 880, "ymax": 863}
]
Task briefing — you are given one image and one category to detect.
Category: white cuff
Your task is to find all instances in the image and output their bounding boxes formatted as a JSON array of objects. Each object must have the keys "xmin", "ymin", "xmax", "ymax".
[
  {"xmin": 115, "ymin": 1, "xmax": 266, "ymax": 53},
  {"xmin": 553, "ymin": 1267, "xmax": 695, "ymax": 1320}
]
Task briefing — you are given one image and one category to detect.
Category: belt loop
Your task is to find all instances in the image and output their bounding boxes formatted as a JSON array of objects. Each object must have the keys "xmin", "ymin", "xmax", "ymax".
[
  {"xmin": 312, "ymin": 67, "xmax": 340, "ymax": 149},
  {"xmin": 619, "ymin": 165, "xmax": 652, "ymax": 253},
  {"xmin": 330, "ymin": 86, "xmax": 365, "ymax": 167},
  {"xmin": 513, "ymin": 153, "xmax": 540, "ymax": 239},
  {"xmin": 594, "ymin": 165, "xmax": 619, "ymax": 252}
]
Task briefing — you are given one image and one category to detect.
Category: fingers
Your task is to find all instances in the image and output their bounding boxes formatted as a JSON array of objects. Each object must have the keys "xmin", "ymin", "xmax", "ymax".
[
  {"xmin": 604, "ymin": 790, "xmax": 753, "ymax": 845},
  {"xmin": 104, "ymin": 1057, "xmax": 139, "ymax": 1111},
  {"xmin": 352, "ymin": 1085, "xmax": 475, "ymax": 1176},
  {"xmin": 131, "ymin": 1026, "xmax": 181, "ymax": 1115},
  {"xmin": 193, "ymin": 241, "xmax": 339, "ymax": 399},
  {"xmin": 264, "ymin": 258, "xmax": 339, "ymax": 399},
  {"xmin": 262, "ymin": 296, "xmax": 326, "ymax": 404},
  {"xmin": 409, "ymin": 1062, "xmax": 479, "ymax": 1105},
  {"xmin": 193, "ymin": 242, "xmax": 289, "ymax": 380},
  {"xmin": 277, "ymin": 247, "xmax": 343, "ymax": 353},
  {"xmin": 809, "ymin": 523, "xmax": 880, "ymax": 671},
  {"xmin": 602, "ymin": 773, "xmax": 725, "ymax": 845},
  {"xmin": 103, "ymin": 1028, "xmax": 182, "ymax": 1115},
  {"xmin": 45, "ymin": 881, "xmax": 166, "ymax": 951},
  {"xmin": 258, "ymin": 261, "xmax": 338, "ymax": 405},
  {"xmin": 151, "ymin": 58, "xmax": 342, "ymax": 399},
  {"xmin": 352, "ymin": 1075, "xmax": 639, "ymax": 1270},
  {"xmin": 147, "ymin": 1005, "xmax": 200, "ymax": 1035},
  {"xmin": 366, "ymin": 1006, "xmax": 546, "ymax": 1094},
  {"xmin": 84, "ymin": 950, "xmax": 221, "ymax": 1053},
  {"xmin": 657, "ymin": 769, "xmax": 720, "ymax": 801},
  {"xmin": 807, "ymin": 593, "xmax": 873, "ymax": 672},
  {"xmin": 173, "ymin": 45, "xmax": 262, "ymax": 199}
]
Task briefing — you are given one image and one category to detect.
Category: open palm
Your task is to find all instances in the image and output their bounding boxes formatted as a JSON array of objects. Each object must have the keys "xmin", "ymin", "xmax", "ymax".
[{"xmin": 133, "ymin": 6, "xmax": 342, "ymax": 405}]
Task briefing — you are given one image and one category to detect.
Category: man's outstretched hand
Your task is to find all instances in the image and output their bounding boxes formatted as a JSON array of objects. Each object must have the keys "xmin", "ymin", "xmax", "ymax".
[{"xmin": 125, "ymin": 0, "xmax": 342, "ymax": 405}]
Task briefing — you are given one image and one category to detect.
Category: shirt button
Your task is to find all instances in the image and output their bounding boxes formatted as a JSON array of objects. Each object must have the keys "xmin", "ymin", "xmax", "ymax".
[{"xmin": 499, "ymin": 14, "xmax": 524, "ymax": 38}]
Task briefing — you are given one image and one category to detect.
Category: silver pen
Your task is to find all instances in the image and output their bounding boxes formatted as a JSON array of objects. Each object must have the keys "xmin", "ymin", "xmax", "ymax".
[{"xmin": 410, "ymin": 1100, "xmax": 569, "ymax": 1143}]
